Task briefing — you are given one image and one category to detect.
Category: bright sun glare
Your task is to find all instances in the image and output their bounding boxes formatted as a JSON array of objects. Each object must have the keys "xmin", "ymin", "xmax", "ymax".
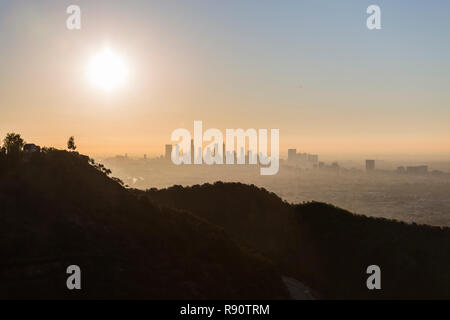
[{"xmin": 86, "ymin": 48, "xmax": 128, "ymax": 92}]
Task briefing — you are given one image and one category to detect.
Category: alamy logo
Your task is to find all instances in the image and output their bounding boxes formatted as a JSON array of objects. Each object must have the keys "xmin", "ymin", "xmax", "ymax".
[
  {"xmin": 366, "ymin": 265, "xmax": 381, "ymax": 290},
  {"xmin": 170, "ymin": 121, "xmax": 279, "ymax": 175},
  {"xmin": 66, "ymin": 265, "xmax": 81, "ymax": 290},
  {"xmin": 66, "ymin": 5, "xmax": 81, "ymax": 30},
  {"xmin": 366, "ymin": 5, "xmax": 381, "ymax": 30}
]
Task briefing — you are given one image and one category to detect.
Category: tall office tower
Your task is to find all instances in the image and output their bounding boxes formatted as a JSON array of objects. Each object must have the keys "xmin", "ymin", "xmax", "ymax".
[
  {"xmin": 366, "ymin": 160, "xmax": 375, "ymax": 171},
  {"xmin": 165, "ymin": 144, "xmax": 173, "ymax": 160},
  {"xmin": 226, "ymin": 150, "xmax": 233, "ymax": 164},
  {"xmin": 191, "ymin": 139, "xmax": 194, "ymax": 164},
  {"xmin": 175, "ymin": 145, "xmax": 180, "ymax": 162},
  {"xmin": 239, "ymin": 146, "xmax": 245, "ymax": 164},
  {"xmin": 248, "ymin": 150, "xmax": 254, "ymax": 164},
  {"xmin": 214, "ymin": 143, "xmax": 219, "ymax": 158},
  {"xmin": 205, "ymin": 146, "xmax": 212, "ymax": 163}
]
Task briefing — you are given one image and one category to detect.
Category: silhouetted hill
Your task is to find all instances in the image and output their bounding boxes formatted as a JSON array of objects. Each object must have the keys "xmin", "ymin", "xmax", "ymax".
[
  {"xmin": 0, "ymin": 150, "xmax": 288, "ymax": 299},
  {"xmin": 2, "ymin": 148, "xmax": 449, "ymax": 299},
  {"xmin": 141, "ymin": 182, "xmax": 450, "ymax": 299}
]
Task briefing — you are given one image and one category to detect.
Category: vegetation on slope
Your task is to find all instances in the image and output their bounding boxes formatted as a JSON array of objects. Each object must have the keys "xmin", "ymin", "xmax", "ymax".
[
  {"xmin": 142, "ymin": 182, "xmax": 450, "ymax": 299},
  {"xmin": 0, "ymin": 149, "xmax": 288, "ymax": 299}
]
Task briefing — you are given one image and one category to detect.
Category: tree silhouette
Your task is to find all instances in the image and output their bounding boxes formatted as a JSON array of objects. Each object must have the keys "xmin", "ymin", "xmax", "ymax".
[
  {"xmin": 0, "ymin": 146, "xmax": 6, "ymax": 165},
  {"xmin": 3, "ymin": 133, "xmax": 25, "ymax": 155},
  {"xmin": 67, "ymin": 136, "xmax": 77, "ymax": 151}
]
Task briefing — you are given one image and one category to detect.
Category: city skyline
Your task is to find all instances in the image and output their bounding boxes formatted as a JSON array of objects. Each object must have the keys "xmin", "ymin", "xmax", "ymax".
[{"xmin": 114, "ymin": 141, "xmax": 442, "ymax": 173}]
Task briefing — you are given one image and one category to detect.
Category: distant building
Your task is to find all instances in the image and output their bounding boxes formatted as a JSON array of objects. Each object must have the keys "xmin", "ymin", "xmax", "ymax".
[
  {"xmin": 214, "ymin": 143, "xmax": 219, "ymax": 157},
  {"xmin": 239, "ymin": 146, "xmax": 245, "ymax": 164},
  {"xmin": 165, "ymin": 144, "xmax": 172, "ymax": 160},
  {"xmin": 175, "ymin": 145, "xmax": 180, "ymax": 161},
  {"xmin": 287, "ymin": 148, "xmax": 319, "ymax": 167},
  {"xmin": 205, "ymin": 147, "xmax": 212, "ymax": 163},
  {"xmin": 366, "ymin": 160, "xmax": 375, "ymax": 171},
  {"xmin": 406, "ymin": 165, "xmax": 428, "ymax": 175},
  {"xmin": 288, "ymin": 149, "xmax": 297, "ymax": 162},
  {"xmin": 226, "ymin": 150, "xmax": 233, "ymax": 163},
  {"xmin": 223, "ymin": 143, "xmax": 226, "ymax": 160},
  {"xmin": 190, "ymin": 139, "xmax": 194, "ymax": 163},
  {"xmin": 298, "ymin": 152, "xmax": 308, "ymax": 161},
  {"xmin": 397, "ymin": 166, "xmax": 406, "ymax": 174},
  {"xmin": 308, "ymin": 154, "xmax": 319, "ymax": 163}
]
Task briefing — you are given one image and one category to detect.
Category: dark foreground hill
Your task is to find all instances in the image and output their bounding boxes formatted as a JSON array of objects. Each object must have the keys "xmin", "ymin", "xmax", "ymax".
[
  {"xmin": 2, "ymin": 148, "xmax": 449, "ymax": 299},
  {"xmin": 0, "ymin": 150, "xmax": 288, "ymax": 299},
  {"xmin": 141, "ymin": 182, "xmax": 450, "ymax": 299}
]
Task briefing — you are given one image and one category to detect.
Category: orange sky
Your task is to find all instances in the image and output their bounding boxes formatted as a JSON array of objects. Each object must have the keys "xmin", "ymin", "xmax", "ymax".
[{"xmin": 1, "ymin": 1, "xmax": 449, "ymax": 160}]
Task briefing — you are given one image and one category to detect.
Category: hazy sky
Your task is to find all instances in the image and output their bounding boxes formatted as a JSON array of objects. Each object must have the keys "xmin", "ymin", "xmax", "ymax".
[{"xmin": 1, "ymin": 0, "xmax": 449, "ymax": 158}]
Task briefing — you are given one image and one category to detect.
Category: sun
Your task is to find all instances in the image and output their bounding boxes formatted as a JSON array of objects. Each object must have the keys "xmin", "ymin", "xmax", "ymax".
[{"xmin": 86, "ymin": 48, "xmax": 128, "ymax": 92}]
